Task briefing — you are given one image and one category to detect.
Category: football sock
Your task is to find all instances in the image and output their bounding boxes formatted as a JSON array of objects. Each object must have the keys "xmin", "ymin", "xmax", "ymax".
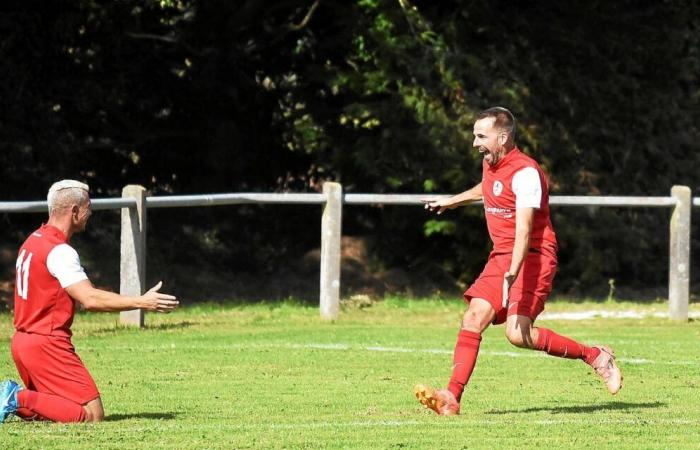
[
  {"xmin": 14, "ymin": 407, "xmax": 41, "ymax": 421},
  {"xmin": 535, "ymin": 328, "xmax": 601, "ymax": 364},
  {"xmin": 447, "ymin": 329, "xmax": 482, "ymax": 402},
  {"xmin": 17, "ymin": 390, "xmax": 86, "ymax": 423}
]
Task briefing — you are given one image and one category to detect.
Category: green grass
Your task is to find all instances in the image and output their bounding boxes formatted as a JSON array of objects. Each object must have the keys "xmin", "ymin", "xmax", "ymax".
[{"xmin": 1, "ymin": 298, "xmax": 699, "ymax": 449}]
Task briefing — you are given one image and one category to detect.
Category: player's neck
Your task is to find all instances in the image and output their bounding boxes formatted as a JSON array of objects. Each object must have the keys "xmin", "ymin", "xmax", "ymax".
[{"xmin": 46, "ymin": 216, "xmax": 74, "ymax": 241}]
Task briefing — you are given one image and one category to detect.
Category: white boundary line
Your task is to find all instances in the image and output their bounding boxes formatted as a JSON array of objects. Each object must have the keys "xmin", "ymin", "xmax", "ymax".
[
  {"xmin": 539, "ymin": 310, "xmax": 700, "ymax": 320},
  {"xmin": 289, "ymin": 343, "xmax": 697, "ymax": 365},
  {"xmin": 84, "ymin": 342, "xmax": 700, "ymax": 366}
]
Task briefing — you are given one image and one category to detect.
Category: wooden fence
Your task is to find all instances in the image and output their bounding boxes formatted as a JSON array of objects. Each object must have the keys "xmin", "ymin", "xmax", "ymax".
[{"xmin": 0, "ymin": 184, "xmax": 694, "ymax": 323}]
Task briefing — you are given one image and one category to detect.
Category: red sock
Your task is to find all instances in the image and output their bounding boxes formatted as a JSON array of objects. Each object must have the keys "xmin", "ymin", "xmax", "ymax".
[
  {"xmin": 17, "ymin": 390, "xmax": 86, "ymax": 423},
  {"xmin": 447, "ymin": 330, "xmax": 482, "ymax": 402},
  {"xmin": 15, "ymin": 407, "xmax": 42, "ymax": 421},
  {"xmin": 535, "ymin": 328, "xmax": 600, "ymax": 364}
]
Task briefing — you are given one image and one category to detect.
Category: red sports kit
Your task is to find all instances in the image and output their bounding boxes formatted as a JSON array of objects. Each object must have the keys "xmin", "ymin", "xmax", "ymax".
[
  {"xmin": 12, "ymin": 224, "xmax": 100, "ymax": 405},
  {"xmin": 464, "ymin": 148, "xmax": 558, "ymax": 324}
]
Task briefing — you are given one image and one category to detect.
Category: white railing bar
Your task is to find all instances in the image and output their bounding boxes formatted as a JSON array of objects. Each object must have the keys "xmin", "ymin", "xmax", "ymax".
[
  {"xmin": 0, "ymin": 198, "xmax": 137, "ymax": 213},
  {"xmin": 343, "ymin": 194, "xmax": 677, "ymax": 207},
  {"xmin": 2, "ymin": 194, "xmax": 689, "ymax": 211},
  {"xmin": 694, "ymin": 197, "xmax": 700, "ymax": 207},
  {"xmin": 550, "ymin": 196, "xmax": 677, "ymax": 207},
  {"xmin": 146, "ymin": 193, "xmax": 325, "ymax": 208},
  {"xmin": 343, "ymin": 194, "xmax": 461, "ymax": 205}
]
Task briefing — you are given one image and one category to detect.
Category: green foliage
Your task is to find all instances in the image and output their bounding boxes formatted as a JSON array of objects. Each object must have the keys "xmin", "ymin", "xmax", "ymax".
[
  {"xmin": 423, "ymin": 219, "xmax": 456, "ymax": 237},
  {"xmin": 0, "ymin": 0, "xmax": 698, "ymax": 295}
]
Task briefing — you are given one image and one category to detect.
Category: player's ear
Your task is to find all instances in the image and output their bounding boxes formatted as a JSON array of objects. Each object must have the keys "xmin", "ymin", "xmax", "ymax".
[{"xmin": 499, "ymin": 132, "xmax": 507, "ymax": 145}]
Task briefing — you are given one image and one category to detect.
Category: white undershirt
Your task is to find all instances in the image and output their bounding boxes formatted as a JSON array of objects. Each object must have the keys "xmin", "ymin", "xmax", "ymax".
[
  {"xmin": 46, "ymin": 244, "xmax": 88, "ymax": 288},
  {"xmin": 512, "ymin": 167, "xmax": 542, "ymax": 209}
]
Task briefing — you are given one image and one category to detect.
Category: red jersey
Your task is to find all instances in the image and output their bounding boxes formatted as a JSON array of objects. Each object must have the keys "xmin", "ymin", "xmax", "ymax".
[
  {"xmin": 481, "ymin": 148, "xmax": 557, "ymax": 256},
  {"xmin": 14, "ymin": 224, "xmax": 86, "ymax": 337}
]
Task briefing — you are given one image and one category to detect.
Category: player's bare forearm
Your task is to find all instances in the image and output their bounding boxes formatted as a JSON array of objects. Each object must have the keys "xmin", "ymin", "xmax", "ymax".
[
  {"xmin": 66, "ymin": 280, "xmax": 178, "ymax": 313},
  {"xmin": 448, "ymin": 182, "xmax": 483, "ymax": 206},
  {"xmin": 67, "ymin": 280, "xmax": 140, "ymax": 312},
  {"xmin": 508, "ymin": 208, "xmax": 534, "ymax": 278},
  {"xmin": 422, "ymin": 182, "xmax": 482, "ymax": 214}
]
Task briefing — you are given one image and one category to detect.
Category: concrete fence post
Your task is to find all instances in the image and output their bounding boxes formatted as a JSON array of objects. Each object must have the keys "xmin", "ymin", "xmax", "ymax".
[
  {"xmin": 669, "ymin": 185, "xmax": 691, "ymax": 321},
  {"xmin": 120, "ymin": 185, "xmax": 147, "ymax": 327},
  {"xmin": 320, "ymin": 182, "xmax": 342, "ymax": 320}
]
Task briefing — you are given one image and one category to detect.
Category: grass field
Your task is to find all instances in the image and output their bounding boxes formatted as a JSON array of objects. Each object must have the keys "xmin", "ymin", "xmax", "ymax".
[{"xmin": 1, "ymin": 297, "xmax": 699, "ymax": 449}]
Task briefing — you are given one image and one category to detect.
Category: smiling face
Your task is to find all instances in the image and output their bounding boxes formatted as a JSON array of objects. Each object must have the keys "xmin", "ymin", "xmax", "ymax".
[{"xmin": 472, "ymin": 117, "xmax": 510, "ymax": 166}]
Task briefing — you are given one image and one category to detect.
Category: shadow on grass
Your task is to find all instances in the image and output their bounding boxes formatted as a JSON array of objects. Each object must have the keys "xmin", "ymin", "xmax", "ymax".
[
  {"xmin": 105, "ymin": 412, "xmax": 179, "ymax": 421},
  {"xmin": 144, "ymin": 321, "xmax": 196, "ymax": 331},
  {"xmin": 485, "ymin": 401, "xmax": 666, "ymax": 415},
  {"xmin": 84, "ymin": 321, "xmax": 196, "ymax": 336}
]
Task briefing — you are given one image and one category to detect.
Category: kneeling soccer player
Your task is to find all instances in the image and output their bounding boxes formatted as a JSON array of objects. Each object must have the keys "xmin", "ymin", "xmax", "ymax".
[
  {"xmin": 1, "ymin": 180, "xmax": 178, "ymax": 423},
  {"xmin": 416, "ymin": 107, "xmax": 622, "ymax": 415}
]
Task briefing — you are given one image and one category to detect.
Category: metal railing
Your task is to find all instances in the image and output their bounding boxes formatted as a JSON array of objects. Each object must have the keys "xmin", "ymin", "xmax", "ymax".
[{"xmin": 1, "ymin": 185, "xmax": 695, "ymax": 323}]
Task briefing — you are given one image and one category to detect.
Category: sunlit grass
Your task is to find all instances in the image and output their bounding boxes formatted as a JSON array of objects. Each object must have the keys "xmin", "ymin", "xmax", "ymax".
[{"xmin": 0, "ymin": 298, "xmax": 698, "ymax": 449}]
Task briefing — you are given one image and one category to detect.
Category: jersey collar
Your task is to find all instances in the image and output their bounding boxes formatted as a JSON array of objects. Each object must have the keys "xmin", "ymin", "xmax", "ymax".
[
  {"xmin": 40, "ymin": 223, "xmax": 69, "ymax": 243},
  {"xmin": 488, "ymin": 146, "xmax": 521, "ymax": 171}
]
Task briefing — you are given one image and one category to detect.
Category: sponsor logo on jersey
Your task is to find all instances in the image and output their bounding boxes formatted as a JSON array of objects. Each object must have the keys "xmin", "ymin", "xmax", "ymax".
[
  {"xmin": 493, "ymin": 180, "xmax": 503, "ymax": 196},
  {"xmin": 485, "ymin": 206, "xmax": 513, "ymax": 219}
]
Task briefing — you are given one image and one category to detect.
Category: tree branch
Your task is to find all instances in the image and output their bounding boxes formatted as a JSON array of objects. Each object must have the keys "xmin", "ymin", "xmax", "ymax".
[{"xmin": 289, "ymin": 0, "xmax": 320, "ymax": 31}]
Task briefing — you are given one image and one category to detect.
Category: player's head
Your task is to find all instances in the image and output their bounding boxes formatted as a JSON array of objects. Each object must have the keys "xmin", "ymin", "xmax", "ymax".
[
  {"xmin": 47, "ymin": 180, "xmax": 92, "ymax": 232},
  {"xmin": 473, "ymin": 106, "xmax": 516, "ymax": 166}
]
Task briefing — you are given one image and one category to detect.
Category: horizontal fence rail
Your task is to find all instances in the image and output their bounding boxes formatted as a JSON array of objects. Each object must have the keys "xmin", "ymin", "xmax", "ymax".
[
  {"xmin": 2, "ymin": 194, "xmax": 675, "ymax": 209},
  {"xmin": 1, "ymin": 194, "xmax": 691, "ymax": 211},
  {"xmin": 0, "ymin": 198, "xmax": 137, "ymax": 213},
  {"xmin": 344, "ymin": 194, "xmax": 680, "ymax": 207},
  {"xmin": 1, "ymin": 186, "xmax": 697, "ymax": 324},
  {"xmin": 146, "ymin": 193, "xmax": 326, "ymax": 208}
]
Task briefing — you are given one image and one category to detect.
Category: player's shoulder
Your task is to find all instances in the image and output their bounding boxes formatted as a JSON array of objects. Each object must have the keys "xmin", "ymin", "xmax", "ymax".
[
  {"xmin": 22, "ymin": 226, "xmax": 66, "ymax": 254},
  {"xmin": 512, "ymin": 149, "xmax": 542, "ymax": 168}
]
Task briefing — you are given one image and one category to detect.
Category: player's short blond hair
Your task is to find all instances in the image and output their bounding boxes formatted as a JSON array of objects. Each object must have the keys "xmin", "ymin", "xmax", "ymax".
[{"xmin": 47, "ymin": 180, "xmax": 90, "ymax": 215}]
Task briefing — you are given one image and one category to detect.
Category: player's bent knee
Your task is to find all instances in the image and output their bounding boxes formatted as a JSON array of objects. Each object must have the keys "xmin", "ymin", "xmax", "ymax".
[
  {"xmin": 83, "ymin": 398, "xmax": 105, "ymax": 422},
  {"xmin": 505, "ymin": 331, "xmax": 526, "ymax": 348},
  {"xmin": 461, "ymin": 299, "xmax": 494, "ymax": 332},
  {"xmin": 505, "ymin": 326, "xmax": 533, "ymax": 348}
]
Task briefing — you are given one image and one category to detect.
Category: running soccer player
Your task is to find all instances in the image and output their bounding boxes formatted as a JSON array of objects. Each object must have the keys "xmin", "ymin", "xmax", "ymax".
[
  {"xmin": 1, "ymin": 180, "xmax": 178, "ymax": 423},
  {"xmin": 415, "ymin": 107, "xmax": 622, "ymax": 415}
]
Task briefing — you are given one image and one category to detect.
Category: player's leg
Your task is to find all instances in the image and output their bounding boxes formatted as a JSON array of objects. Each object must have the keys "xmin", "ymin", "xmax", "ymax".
[
  {"xmin": 10, "ymin": 332, "xmax": 100, "ymax": 422},
  {"xmin": 15, "ymin": 389, "xmax": 87, "ymax": 422},
  {"xmin": 447, "ymin": 298, "xmax": 494, "ymax": 401},
  {"xmin": 415, "ymin": 298, "xmax": 495, "ymax": 415},
  {"xmin": 504, "ymin": 314, "xmax": 622, "ymax": 394},
  {"xmin": 0, "ymin": 378, "xmax": 87, "ymax": 423}
]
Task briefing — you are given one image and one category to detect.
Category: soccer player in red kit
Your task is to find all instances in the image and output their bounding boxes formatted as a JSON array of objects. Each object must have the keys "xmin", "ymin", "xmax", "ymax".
[
  {"xmin": 415, "ymin": 107, "xmax": 622, "ymax": 415},
  {"xmin": 0, "ymin": 180, "xmax": 178, "ymax": 423}
]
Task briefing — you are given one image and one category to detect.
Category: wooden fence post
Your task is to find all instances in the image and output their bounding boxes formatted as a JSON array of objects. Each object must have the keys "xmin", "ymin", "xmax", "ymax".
[
  {"xmin": 320, "ymin": 182, "xmax": 342, "ymax": 320},
  {"xmin": 669, "ymin": 185, "xmax": 691, "ymax": 321},
  {"xmin": 120, "ymin": 185, "xmax": 147, "ymax": 327}
]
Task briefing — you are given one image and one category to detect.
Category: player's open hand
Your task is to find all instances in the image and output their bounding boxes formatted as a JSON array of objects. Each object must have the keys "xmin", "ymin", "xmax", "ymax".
[
  {"xmin": 421, "ymin": 197, "xmax": 454, "ymax": 215},
  {"xmin": 140, "ymin": 281, "xmax": 178, "ymax": 313},
  {"xmin": 502, "ymin": 271, "xmax": 516, "ymax": 308}
]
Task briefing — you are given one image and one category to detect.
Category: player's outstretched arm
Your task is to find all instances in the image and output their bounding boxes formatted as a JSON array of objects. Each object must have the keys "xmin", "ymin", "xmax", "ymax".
[
  {"xmin": 421, "ymin": 182, "xmax": 483, "ymax": 214},
  {"xmin": 67, "ymin": 280, "xmax": 178, "ymax": 313}
]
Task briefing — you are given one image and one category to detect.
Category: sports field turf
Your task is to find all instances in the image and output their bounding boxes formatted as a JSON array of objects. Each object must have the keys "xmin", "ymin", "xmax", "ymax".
[{"xmin": 1, "ymin": 297, "xmax": 699, "ymax": 449}]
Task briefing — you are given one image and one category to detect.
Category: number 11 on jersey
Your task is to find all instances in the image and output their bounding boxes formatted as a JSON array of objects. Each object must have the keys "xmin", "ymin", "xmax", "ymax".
[{"xmin": 16, "ymin": 249, "xmax": 33, "ymax": 300}]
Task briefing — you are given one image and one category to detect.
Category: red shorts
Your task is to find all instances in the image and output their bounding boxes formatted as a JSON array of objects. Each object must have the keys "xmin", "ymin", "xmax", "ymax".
[
  {"xmin": 11, "ymin": 332, "xmax": 100, "ymax": 405},
  {"xmin": 464, "ymin": 250, "xmax": 557, "ymax": 325}
]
